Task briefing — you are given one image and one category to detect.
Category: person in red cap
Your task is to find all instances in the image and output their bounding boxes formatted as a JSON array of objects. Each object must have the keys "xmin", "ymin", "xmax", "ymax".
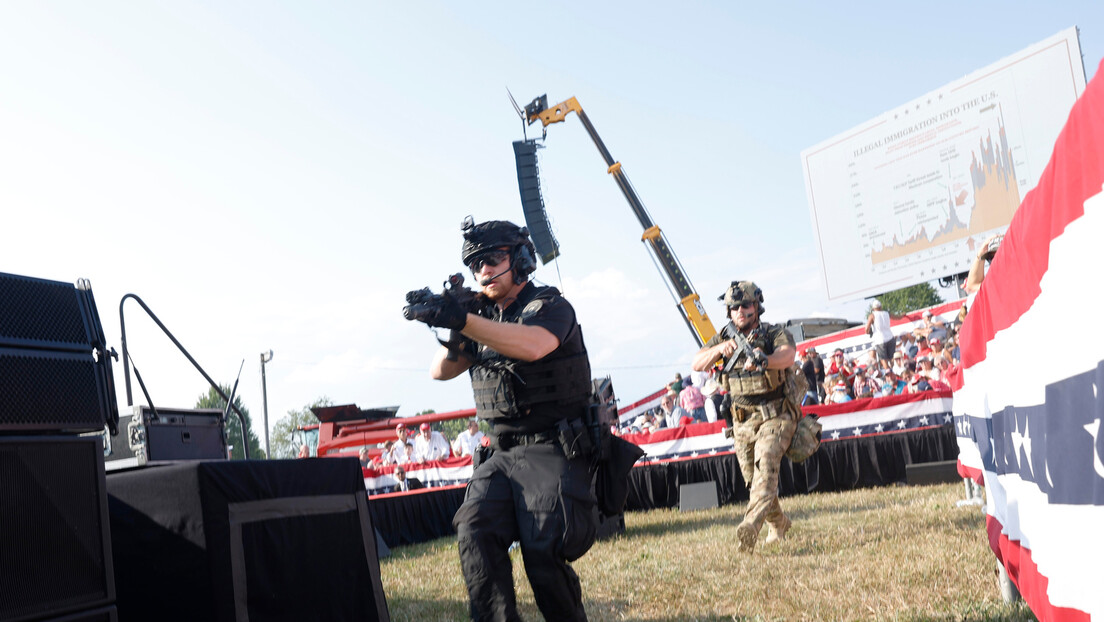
[
  {"xmin": 413, "ymin": 422, "xmax": 451, "ymax": 463},
  {"xmin": 388, "ymin": 424, "xmax": 412, "ymax": 464},
  {"xmin": 908, "ymin": 373, "xmax": 932, "ymax": 393},
  {"xmin": 827, "ymin": 348, "xmax": 854, "ymax": 389}
]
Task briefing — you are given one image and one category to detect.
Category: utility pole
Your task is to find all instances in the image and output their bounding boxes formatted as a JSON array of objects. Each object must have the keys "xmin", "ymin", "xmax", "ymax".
[{"xmin": 260, "ymin": 350, "xmax": 273, "ymax": 458}]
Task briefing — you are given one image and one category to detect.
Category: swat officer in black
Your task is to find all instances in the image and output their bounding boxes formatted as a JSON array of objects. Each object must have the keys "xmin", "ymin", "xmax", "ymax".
[{"xmin": 409, "ymin": 217, "xmax": 597, "ymax": 622}]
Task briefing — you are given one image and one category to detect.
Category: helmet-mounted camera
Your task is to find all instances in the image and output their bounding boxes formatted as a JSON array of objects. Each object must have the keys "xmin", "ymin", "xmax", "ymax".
[{"xmin": 718, "ymin": 280, "xmax": 764, "ymax": 315}]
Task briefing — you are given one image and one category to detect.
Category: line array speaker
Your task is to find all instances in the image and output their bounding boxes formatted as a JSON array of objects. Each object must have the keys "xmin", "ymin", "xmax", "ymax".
[
  {"xmin": 512, "ymin": 139, "xmax": 560, "ymax": 264},
  {"xmin": 0, "ymin": 272, "xmax": 118, "ymax": 433}
]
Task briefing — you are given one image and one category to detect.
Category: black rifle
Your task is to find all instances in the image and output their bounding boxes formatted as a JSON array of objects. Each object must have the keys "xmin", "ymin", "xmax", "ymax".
[
  {"xmin": 403, "ymin": 274, "xmax": 488, "ymax": 361},
  {"xmin": 720, "ymin": 322, "xmax": 768, "ymax": 374}
]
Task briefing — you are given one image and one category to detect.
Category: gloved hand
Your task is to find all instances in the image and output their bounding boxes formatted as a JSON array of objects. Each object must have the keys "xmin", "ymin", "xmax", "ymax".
[
  {"xmin": 405, "ymin": 290, "xmax": 468, "ymax": 330},
  {"xmin": 749, "ymin": 348, "xmax": 769, "ymax": 370},
  {"xmin": 439, "ymin": 329, "xmax": 477, "ymax": 362}
]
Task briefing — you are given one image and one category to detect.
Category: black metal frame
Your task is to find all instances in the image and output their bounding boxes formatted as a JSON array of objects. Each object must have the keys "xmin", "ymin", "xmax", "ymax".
[{"xmin": 118, "ymin": 293, "xmax": 249, "ymax": 459}]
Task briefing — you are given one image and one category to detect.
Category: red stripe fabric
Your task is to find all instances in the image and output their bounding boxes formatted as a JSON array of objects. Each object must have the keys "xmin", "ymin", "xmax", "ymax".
[
  {"xmin": 955, "ymin": 59, "xmax": 1104, "ymax": 622},
  {"xmin": 961, "ymin": 58, "xmax": 1104, "ymax": 369},
  {"xmin": 986, "ymin": 516, "xmax": 1092, "ymax": 622},
  {"xmin": 618, "ymin": 387, "xmax": 668, "ymax": 415},
  {"xmin": 803, "ymin": 388, "xmax": 952, "ymax": 418}
]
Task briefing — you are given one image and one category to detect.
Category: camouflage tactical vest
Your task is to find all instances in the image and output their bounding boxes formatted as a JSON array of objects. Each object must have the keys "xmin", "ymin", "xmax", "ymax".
[{"xmin": 721, "ymin": 322, "xmax": 786, "ymax": 398}]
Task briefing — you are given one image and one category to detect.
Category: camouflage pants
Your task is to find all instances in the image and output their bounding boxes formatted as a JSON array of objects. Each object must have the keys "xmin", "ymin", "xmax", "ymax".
[{"xmin": 732, "ymin": 400, "xmax": 797, "ymax": 539}]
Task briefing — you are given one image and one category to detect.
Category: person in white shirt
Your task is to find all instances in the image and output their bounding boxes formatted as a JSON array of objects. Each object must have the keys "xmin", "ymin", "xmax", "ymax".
[
  {"xmin": 453, "ymin": 418, "xmax": 486, "ymax": 457},
  {"xmin": 917, "ymin": 355, "xmax": 941, "ymax": 382},
  {"xmin": 388, "ymin": 425, "xmax": 412, "ymax": 464},
  {"xmin": 891, "ymin": 351, "xmax": 908, "ymax": 376},
  {"xmin": 864, "ymin": 300, "xmax": 897, "ymax": 369},
  {"xmin": 701, "ymin": 379, "xmax": 721, "ymax": 423},
  {"xmin": 413, "ymin": 422, "xmax": 451, "ymax": 463},
  {"xmin": 390, "ymin": 441, "xmax": 414, "ymax": 465}
]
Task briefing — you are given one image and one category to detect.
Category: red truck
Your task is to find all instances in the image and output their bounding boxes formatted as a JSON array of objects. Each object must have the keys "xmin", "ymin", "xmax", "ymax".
[{"xmin": 294, "ymin": 404, "xmax": 476, "ymax": 462}]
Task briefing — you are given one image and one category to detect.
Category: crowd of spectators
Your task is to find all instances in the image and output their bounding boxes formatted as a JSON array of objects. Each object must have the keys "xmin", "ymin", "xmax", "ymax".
[
  {"xmin": 619, "ymin": 305, "xmax": 960, "ymax": 434},
  {"xmin": 802, "ymin": 306, "xmax": 960, "ymax": 405},
  {"xmin": 359, "ymin": 419, "xmax": 488, "ymax": 473},
  {"xmin": 358, "ymin": 306, "xmax": 958, "ymax": 449},
  {"xmin": 622, "ymin": 371, "xmax": 724, "ymax": 435}
]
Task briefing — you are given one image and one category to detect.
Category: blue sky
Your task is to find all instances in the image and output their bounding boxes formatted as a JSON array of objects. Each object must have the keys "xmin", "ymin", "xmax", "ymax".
[{"xmin": 2, "ymin": 2, "xmax": 1100, "ymax": 445}]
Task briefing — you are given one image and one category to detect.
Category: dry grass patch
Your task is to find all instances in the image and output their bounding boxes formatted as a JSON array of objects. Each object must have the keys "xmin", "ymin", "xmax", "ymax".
[{"xmin": 379, "ymin": 483, "xmax": 1037, "ymax": 621}]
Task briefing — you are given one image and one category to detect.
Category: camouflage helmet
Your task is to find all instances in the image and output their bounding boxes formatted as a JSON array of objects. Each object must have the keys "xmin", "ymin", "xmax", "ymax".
[
  {"xmin": 460, "ymin": 216, "xmax": 536, "ymax": 282},
  {"xmin": 719, "ymin": 280, "xmax": 765, "ymax": 315}
]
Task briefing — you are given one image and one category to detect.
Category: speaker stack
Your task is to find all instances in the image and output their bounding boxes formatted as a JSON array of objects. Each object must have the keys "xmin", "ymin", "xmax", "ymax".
[
  {"xmin": 512, "ymin": 139, "xmax": 560, "ymax": 264},
  {"xmin": 0, "ymin": 272, "xmax": 120, "ymax": 622}
]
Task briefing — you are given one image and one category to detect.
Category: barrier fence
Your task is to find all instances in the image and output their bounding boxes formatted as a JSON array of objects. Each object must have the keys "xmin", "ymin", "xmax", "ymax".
[{"xmin": 366, "ymin": 391, "xmax": 959, "ymax": 547}]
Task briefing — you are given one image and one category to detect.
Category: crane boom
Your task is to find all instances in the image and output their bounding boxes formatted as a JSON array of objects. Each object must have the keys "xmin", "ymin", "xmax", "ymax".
[{"xmin": 522, "ymin": 95, "xmax": 718, "ymax": 347}]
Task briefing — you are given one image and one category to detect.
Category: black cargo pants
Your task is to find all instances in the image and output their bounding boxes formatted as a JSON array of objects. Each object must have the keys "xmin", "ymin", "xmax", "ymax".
[{"xmin": 453, "ymin": 441, "xmax": 597, "ymax": 622}]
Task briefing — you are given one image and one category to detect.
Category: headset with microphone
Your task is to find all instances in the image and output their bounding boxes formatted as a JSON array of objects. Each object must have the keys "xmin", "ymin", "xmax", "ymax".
[
  {"xmin": 479, "ymin": 266, "xmax": 513, "ymax": 287},
  {"xmin": 462, "ymin": 217, "xmax": 538, "ymax": 287}
]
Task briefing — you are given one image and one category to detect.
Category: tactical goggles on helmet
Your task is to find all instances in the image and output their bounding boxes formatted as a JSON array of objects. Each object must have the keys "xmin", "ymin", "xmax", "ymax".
[
  {"xmin": 719, "ymin": 280, "xmax": 764, "ymax": 313},
  {"xmin": 466, "ymin": 249, "xmax": 510, "ymax": 273}
]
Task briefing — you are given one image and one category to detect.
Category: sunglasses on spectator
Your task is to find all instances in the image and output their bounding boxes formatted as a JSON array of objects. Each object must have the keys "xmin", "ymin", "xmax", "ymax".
[{"xmin": 467, "ymin": 249, "xmax": 511, "ymax": 272}]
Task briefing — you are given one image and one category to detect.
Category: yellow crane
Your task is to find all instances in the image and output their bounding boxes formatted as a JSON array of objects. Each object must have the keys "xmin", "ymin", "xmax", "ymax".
[{"xmin": 517, "ymin": 94, "xmax": 718, "ymax": 347}]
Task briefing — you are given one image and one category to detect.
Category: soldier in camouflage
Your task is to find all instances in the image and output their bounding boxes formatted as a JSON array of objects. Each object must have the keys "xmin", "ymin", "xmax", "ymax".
[{"xmin": 691, "ymin": 281, "xmax": 798, "ymax": 553}]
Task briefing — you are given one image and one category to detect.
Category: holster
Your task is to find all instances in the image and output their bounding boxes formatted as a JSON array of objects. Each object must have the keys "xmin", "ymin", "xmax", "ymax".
[
  {"xmin": 556, "ymin": 418, "xmax": 594, "ymax": 460},
  {"xmin": 594, "ymin": 436, "xmax": 645, "ymax": 516}
]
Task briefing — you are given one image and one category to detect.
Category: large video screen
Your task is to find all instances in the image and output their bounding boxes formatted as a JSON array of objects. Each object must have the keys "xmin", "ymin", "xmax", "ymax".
[{"xmin": 802, "ymin": 28, "xmax": 1086, "ymax": 303}]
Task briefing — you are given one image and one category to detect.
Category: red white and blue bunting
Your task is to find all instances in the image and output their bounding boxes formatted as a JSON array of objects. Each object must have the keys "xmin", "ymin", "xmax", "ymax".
[{"xmin": 951, "ymin": 59, "xmax": 1104, "ymax": 622}]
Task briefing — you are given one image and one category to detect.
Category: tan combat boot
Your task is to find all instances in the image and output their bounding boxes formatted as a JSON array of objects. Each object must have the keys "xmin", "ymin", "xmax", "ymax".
[
  {"xmin": 735, "ymin": 523, "xmax": 757, "ymax": 553},
  {"xmin": 765, "ymin": 515, "xmax": 791, "ymax": 545}
]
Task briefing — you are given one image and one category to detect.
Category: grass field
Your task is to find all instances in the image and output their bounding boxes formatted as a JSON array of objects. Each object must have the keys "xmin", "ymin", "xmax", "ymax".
[{"xmin": 379, "ymin": 482, "xmax": 1037, "ymax": 621}]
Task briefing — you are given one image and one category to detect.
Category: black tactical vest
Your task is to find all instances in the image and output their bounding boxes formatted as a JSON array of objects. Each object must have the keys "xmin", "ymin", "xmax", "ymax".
[{"xmin": 469, "ymin": 286, "xmax": 591, "ymax": 421}]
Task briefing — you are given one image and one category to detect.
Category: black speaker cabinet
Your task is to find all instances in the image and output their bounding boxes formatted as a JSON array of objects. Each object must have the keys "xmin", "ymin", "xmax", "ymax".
[
  {"xmin": 39, "ymin": 605, "xmax": 117, "ymax": 622},
  {"xmin": 0, "ymin": 436, "xmax": 115, "ymax": 622},
  {"xmin": 905, "ymin": 459, "xmax": 961, "ymax": 486},
  {"xmin": 107, "ymin": 458, "xmax": 390, "ymax": 622},
  {"xmin": 0, "ymin": 272, "xmax": 117, "ymax": 433}
]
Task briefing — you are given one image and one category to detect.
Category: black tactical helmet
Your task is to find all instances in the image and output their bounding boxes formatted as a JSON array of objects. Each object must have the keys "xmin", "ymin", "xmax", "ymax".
[
  {"xmin": 719, "ymin": 280, "xmax": 765, "ymax": 315},
  {"xmin": 460, "ymin": 216, "xmax": 536, "ymax": 284}
]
